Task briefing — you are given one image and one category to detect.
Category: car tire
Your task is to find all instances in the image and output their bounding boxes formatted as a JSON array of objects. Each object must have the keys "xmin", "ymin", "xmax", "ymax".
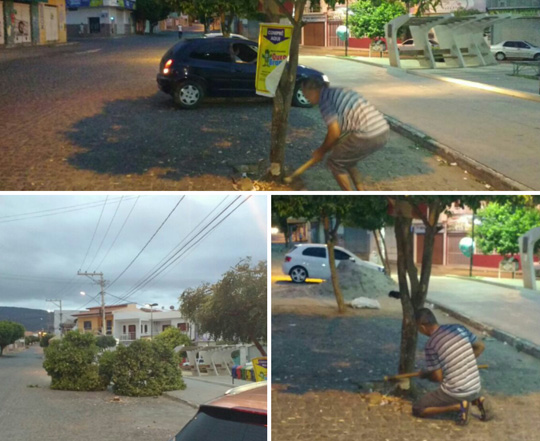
[
  {"xmin": 289, "ymin": 266, "xmax": 308, "ymax": 283},
  {"xmin": 495, "ymin": 52, "xmax": 506, "ymax": 61},
  {"xmin": 534, "ymin": 53, "xmax": 540, "ymax": 61},
  {"xmin": 292, "ymin": 84, "xmax": 312, "ymax": 108},
  {"xmin": 174, "ymin": 81, "xmax": 204, "ymax": 109}
]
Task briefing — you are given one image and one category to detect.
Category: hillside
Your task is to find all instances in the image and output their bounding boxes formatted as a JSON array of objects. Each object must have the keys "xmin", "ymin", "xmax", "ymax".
[{"xmin": 0, "ymin": 307, "xmax": 54, "ymax": 332}]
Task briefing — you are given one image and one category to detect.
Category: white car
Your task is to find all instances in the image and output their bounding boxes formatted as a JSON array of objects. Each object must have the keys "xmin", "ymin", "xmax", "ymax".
[
  {"xmin": 204, "ymin": 32, "xmax": 248, "ymax": 40},
  {"xmin": 282, "ymin": 243, "xmax": 385, "ymax": 283},
  {"xmin": 490, "ymin": 40, "xmax": 540, "ymax": 61}
]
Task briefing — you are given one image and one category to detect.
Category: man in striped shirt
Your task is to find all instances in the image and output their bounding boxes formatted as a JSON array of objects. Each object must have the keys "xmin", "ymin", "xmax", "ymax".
[
  {"xmin": 413, "ymin": 308, "xmax": 493, "ymax": 425},
  {"xmin": 301, "ymin": 79, "xmax": 389, "ymax": 191}
]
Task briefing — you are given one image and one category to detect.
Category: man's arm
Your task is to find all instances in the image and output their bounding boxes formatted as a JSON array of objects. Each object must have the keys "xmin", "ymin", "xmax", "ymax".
[
  {"xmin": 312, "ymin": 121, "xmax": 341, "ymax": 162},
  {"xmin": 420, "ymin": 369, "xmax": 443, "ymax": 383},
  {"xmin": 472, "ymin": 340, "xmax": 485, "ymax": 359}
]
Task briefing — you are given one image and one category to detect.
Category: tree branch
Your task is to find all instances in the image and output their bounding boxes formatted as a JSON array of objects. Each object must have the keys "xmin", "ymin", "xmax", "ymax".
[{"xmin": 269, "ymin": 0, "xmax": 296, "ymax": 23}]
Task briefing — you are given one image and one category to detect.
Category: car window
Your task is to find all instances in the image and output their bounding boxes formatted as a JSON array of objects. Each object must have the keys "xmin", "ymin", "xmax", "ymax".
[
  {"xmin": 524, "ymin": 41, "xmax": 537, "ymax": 47},
  {"xmin": 334, "ymin": 249, "xmax": 353, "ymax": 261},
  {"xmin": 516, "ymin": 41, "xmax": 530, "ymax": 49},
  {"xmin": 190, "ymin": 43, "xmax": 232, "ymax": 63},
  {"xmin": 503, "ymin": 41, "xmax": 516, "ymax": 48},
  {"xmin": 302, "ymin": 247, "xmax": 326, "ymax": 258},
  {"xmin": 174, "ymin": 408, "xmax": 266, "ymax": 441},
  {"xmin": 230, "ymin": 43, "xmax": 258, "ymax": 63}
]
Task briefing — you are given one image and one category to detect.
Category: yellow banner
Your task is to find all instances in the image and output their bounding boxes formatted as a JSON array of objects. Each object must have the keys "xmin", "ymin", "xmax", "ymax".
[
  {"xmin": 255, "ymin": 24, "xmax": 293, "ymax": 97},
  {"xmin": 252, "ymin": 357, "xmax": 267, "ymax": 382}
]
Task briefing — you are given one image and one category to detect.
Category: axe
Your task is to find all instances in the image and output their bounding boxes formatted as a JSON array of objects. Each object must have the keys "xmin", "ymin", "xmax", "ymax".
[{"xmin": 383, "ymin": 364, "xmax": 489, "ymax": 382}]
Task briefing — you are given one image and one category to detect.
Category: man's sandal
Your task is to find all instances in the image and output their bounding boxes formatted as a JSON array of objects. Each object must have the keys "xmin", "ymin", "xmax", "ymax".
[
  {"xmin": 456, "ymin": 400, "xmax": 470, "ymax": 426},
  {"xmin": 473, "ymin": 396, "xmax": 494, "ymax": 422}
]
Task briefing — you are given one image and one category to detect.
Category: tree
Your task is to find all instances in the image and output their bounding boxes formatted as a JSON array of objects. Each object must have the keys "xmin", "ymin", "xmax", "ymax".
[
  {"xmin": 474, "ymin": 202, "xmax": 540, "ymax": 258},
  {"xmin": 0, "ymin": 321, "xmax": 25, "ymax": 356},
  {"xmin": 154, "ymin": 326, "xmax": 192, "ymax": 351},
  {"xmin": 179, "ymin": 259, "xmax": 267, "ymax": 355},
  {"xmin": 43, "ymin": 331, "xmax": 108, "ymax": 391},
  {"xmin": 273, "ymin": 196, "xmax": 389, "ymax": 313},
  {"xmin": 135, "ymin": 0, "xmax": 171, "ymax": 34},
  {"xmin": 96, "ymin": 335, "xmax": 117, "ymax": 350},
  {"xmin": 39, "ymin": 333, "xmax": 55, "ymax": 348},
  {"xmin": 349, "ymin": 0, "xmax": 406, "ymax": 40}
]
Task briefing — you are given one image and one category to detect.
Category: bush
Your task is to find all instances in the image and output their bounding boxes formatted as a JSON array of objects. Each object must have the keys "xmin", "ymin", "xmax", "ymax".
[
  {"xmin": 112, "ymin": 339, "xmax": 186, "ymax": 397},
  {"xmin": 43, "ymin": 331, "xmax": 108, "ymax": 391},
  {"xmin": 98, "ymin": 350, "xmax": 116, "ymax": 386},
  {"xmin": 0, "ymin": 321, "xmax": 25, "ymax": 355},
  {"xmin": 96, "ymin": 335, "xmax": 117, "ymax": 349},
  {"xmin": 40, "ymin": 334, "xmax": 55, "ymax": 348}
]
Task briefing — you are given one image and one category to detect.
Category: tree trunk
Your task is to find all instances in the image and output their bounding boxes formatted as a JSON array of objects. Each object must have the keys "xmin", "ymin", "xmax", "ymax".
[
  {"xmin": 381, "ymin": 230, "xmax": 392, "ymax": 277},
  {"xmin": 373, "ymin": 229, "xmax": 391, "ymax": 275},
  {"xmin": 268, "ymin": 0, "xmax": 307, "ymax": 180},
  {"xmin": 324, "ymin": 216, "xmax": 346, "ymax": 313},
  {"xmin": 250, "ymin": 334, "xmax": 267, "ymax": 356}
]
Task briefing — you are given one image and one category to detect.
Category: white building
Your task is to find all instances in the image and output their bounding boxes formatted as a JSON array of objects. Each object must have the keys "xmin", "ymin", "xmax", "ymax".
[
  {"xmin": 113, "ymin": 309, "xmax": 196, "ymax": 343},
  {"xmin": 53, "ymin": 310, "xmax": 79, "ymax": 337}
]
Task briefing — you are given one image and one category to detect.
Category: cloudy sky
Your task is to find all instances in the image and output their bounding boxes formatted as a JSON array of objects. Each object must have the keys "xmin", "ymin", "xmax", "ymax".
[{"xmin": 0, "ymin": 194, "xmax": 267, "ymax": 313}]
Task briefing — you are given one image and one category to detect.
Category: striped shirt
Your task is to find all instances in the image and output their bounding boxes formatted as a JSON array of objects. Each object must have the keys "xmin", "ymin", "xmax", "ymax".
[
  {"xmin": 319, "ymin": 87, "xmax": 389, "ymax": 139},
  {"xmin": 425, "ymin": 324, "xmax": 481, "ymax": 398}
]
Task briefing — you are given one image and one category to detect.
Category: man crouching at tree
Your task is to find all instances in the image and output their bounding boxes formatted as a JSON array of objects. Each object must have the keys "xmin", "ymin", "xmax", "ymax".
[
  {"xmin": 301, "ymin": 78, "xmax": 389, "ymax": 191},
  {"xmin": 413, "ymin": 308, "xmax": 493, "ymax": 425}
]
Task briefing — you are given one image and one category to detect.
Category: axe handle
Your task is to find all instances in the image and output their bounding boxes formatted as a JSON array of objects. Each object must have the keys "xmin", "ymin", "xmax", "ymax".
[
  {"xmin": 384, "ymin": 364, "xmax": 489, "ymax": 382},
  {"xmin": 287, "ymin": 157, "xmax": 320, "ymax": 180}
]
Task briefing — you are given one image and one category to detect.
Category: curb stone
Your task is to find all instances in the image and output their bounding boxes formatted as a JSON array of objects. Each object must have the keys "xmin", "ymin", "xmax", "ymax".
[
  {"xmin": 430, "ymin": 300, "xmax": 540, "ymax": 360},
  {"xmin": 162, "ymin": 391, "xmax": 199, "ymax": 410}
]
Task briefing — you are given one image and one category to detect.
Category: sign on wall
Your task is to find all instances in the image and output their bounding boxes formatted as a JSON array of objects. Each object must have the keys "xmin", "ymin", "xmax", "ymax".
[{"xmin": 13, "ymin": 2, "xmax": 31, "ymax": 44}]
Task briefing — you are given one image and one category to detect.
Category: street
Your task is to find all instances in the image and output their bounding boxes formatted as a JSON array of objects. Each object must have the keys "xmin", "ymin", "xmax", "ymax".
[
  {"xmin": 0, "ymin": 346, "xmax": 196, "ymax": 441},
  {"xmin": 0, "ymin": 33, "xmax": 489, "ymax": 191}
]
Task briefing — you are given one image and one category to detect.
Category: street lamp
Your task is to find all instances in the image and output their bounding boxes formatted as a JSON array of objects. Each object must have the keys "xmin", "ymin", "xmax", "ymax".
[{"xmin": 146, "ymin": 303, "xmax": 158, "ymax": 339}]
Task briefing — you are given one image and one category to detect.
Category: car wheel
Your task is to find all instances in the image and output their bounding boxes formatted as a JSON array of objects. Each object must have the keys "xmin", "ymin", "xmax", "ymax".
[
  {"xmin": 534, "ymin": 53, "xmax": 540, "ymax": 61},
  {"xmin": 292, "ymin": 84, "xmax": 312, "ymax": 108},
  {"xmin": 289, "ymin": 266, "xmax": 308, "ymax": 283},
  {"xmin": 174, "ymin": 81, "xmax": 204, "ymax": 109},
  {"xmin": 495, "ymin": 52, "xmax": 506, "ymax": 61}
]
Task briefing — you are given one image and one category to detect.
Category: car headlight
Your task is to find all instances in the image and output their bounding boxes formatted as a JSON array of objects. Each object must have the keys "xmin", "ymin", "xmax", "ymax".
[{"xmin": 322, "ymin": 74, "xmax": 329, "ymax": 83}]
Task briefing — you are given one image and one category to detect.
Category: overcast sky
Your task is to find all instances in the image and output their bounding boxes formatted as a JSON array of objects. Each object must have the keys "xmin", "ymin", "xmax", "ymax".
[{"xmin": 0, "ymin": 194, "xmax": 267, "ymax": 313}]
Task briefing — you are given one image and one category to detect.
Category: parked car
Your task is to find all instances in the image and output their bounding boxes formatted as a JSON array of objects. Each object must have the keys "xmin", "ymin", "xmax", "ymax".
[
  {"xmin": 204, "ymin": 32, "xmax": 249, "ymax": 40},
  {"xmin": 282, "ymin": 243, "xmax": 385, "ymax": 283},
  {"xmin": 398, "ymin": 38, "xmax": 440, "ymax": 51},
  {"xmin": 490, "ymin": 40, "xmax": 540, "ymax": 61},
  {"xmin": 167, "ymin": 381, "xmax": 267, "ymax": 441},
  {"xmin": 182, "ymin": 358, "xmax": 204, "ymax": 367},
  {"xmin": 157, "ymin": 37, "xmax": 329, "ymax": 109}
]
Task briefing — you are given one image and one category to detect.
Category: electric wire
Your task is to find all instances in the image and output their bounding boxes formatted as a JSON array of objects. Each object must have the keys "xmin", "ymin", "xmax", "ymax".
[{"xmin": 79, "ymin": 196, "xmax": 109, "ymax": 271}]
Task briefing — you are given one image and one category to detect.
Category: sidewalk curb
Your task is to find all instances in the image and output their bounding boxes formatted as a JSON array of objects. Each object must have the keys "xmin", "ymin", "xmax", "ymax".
[
  {"xmin": 385, "ymin": 116, "xmax": 533, "ymax": 191},
  {"xmin": 162, "ymin": 391, "xmax": 199, "ymax": 410},
  {"xmin": 325, "ymin": 55, "xmax": 534, "ymax": 191},
  {"xmin": 430, "ymin": 300, "xmax": 540, "ymax": 360},
  {"xmin": 184, "ymin": 376, "xmax": 237, "ymax": 388},
  {"xmin": 445, "ymin": 274, "xmax": 523, "ymax": 291}
]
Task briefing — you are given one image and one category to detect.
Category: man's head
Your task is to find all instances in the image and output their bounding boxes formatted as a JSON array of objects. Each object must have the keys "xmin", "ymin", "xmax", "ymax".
[
  {"xmin": 416, "ymin": 308, "xmax": 439, "ymax": 336},
  {"xmin": 301, "ymin": 78, "xmax": 326, "ymax": 105}
]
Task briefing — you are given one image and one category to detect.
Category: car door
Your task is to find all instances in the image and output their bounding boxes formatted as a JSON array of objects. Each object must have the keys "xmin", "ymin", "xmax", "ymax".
[
  {"xmin": 503, "ymin": 41, "xmax": 518, "ymax": 59},
  {"xmin": 228, "ymin": 42, "xmax": 258, "ymax": 95},
  {"xmin": 300, "ymin": 247, "xmax": 328, "ymax": 279},
  {"xmin": 334, "ymin": 248, "xmax": 356, "ymax": 270},
  {"xmin": 516, "ymin": 41, "xmax": 533, "ymax": 59},
  {"xmin": 188, "ymin": 40, "xmax": 235, "ymax": 95}
]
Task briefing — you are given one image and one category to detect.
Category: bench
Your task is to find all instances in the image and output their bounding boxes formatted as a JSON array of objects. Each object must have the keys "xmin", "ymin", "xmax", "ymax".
[{"xmin": 511, "ymin": 61, "xmax": 540, "ymax": 77}]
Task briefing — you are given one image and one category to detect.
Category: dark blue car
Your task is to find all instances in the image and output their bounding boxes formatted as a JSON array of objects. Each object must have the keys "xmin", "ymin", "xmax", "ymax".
[{"xmin": 156, "ymin": 37, "xmax": 329, "ymax": 109}]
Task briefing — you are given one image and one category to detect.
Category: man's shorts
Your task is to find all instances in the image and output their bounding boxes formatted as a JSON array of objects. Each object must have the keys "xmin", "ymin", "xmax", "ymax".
[
  {"xmin": 412, "ymin": 387, "xmax": 481, "ymax": 416},
  {"xmin": 326, "ymin": 130, "xmax": 389, "ymax": 175}
]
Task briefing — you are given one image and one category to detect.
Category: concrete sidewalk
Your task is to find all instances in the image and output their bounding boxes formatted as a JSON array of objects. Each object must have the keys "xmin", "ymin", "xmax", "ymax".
[
  {"xmin": 164, "ymin": 375, "xmax": 251, "ymax": 408},
  {"xmin": 427, "ymin": 275, "xmax": 540, "ymax": 358}
]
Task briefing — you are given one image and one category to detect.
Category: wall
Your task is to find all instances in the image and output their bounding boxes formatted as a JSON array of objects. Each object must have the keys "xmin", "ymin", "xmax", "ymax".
[{"xmin": 492, "ymin": 17, "xmax": 540, "ymax": 46}]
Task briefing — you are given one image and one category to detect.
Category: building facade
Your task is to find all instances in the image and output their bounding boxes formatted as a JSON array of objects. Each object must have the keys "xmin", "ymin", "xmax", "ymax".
[
  {"xmin": 73, "ymin": 303, "xmax": 138, "ymax": 336},
  {"xmin": 1, "ymin": 0, "xmax": 67, "ymax": 47}
]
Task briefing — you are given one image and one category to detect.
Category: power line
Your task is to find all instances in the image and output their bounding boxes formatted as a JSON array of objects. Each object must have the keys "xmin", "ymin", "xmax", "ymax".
[{"xmin": 80, "ymin": 196, "xmax": 109, "ymax": 271}]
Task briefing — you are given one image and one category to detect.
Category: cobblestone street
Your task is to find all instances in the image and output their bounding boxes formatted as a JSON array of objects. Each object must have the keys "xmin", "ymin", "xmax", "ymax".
[
  {"xmin": 272, "ymin": 295, "xmax": 540, "ymax": 440},
  {"xmin": 0, "ymin": 34, "xmax": 488, "ymax": 190}
]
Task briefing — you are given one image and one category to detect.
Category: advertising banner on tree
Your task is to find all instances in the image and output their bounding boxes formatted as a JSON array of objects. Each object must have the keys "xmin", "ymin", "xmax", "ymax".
[
  {"xmin": 255, "ymin": 23, "xmax": 293, "ymax": 97},
  {"xmin": 252, "ymin": 357, "xmax": 267, "ymax": 382}
]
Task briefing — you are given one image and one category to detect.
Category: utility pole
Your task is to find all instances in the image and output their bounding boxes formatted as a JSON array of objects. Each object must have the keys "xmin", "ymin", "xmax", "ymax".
[
  {"xmin": 77, "ymin": 272, "xmax": 106, "ymax": 335},
  {"xmin": 46, "ymin": 299, "xmax": 63, "ymax": 337}
]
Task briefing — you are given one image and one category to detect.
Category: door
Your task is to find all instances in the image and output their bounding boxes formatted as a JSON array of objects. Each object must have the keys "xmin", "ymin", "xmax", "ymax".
[
  {"xmin": 516, "ymin": 41, "xmax": 533, "ymax": 59},
  {"xmin": 128, "ymin": 324, "xmax": 136, "ymax": 340},
  {"xmin": 301, "ymin": 246, "xmax": 328, "ymax": 279},
  {"xmin": 502, "ymin": 41, "xmax": 518, "ymax": 59},
  {"xmin": 189, "ymin": 40, "xmax": 235, "ymax": 95},
  {"xmin": 44, "ymin": 6, "xmax": 58, "ymax": 42},
  {"xmin": 303, "ymin": 22, "xmax": 325, "ymax": 46},
  {"xmin": 89, "ymin": 17, "xmax": 100, "ymax": 34},
  {"xmin": 228, "ymin": 42, "xmax": 258, "ymax": 94}
]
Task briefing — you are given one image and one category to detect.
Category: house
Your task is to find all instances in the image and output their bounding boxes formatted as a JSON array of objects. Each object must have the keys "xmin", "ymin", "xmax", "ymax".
[
  {"xmin": 53, "ymin": 310, "xmax": 79, "ymax": 337},
  {"xmin": 113, "ymin": 308, "xmax": 196, "ymax": 343},
  {"xmin": 73, "ymin": 303, "xmax": 138, "ymax": 336}
]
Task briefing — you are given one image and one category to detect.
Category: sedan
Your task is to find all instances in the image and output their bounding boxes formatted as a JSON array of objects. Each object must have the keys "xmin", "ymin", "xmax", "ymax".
[
  {"xmin": 282, "ymin": 243, "xmax": 385, "ymax": 283},
  {"xmin": 157, "ymin": 37, "xmax": 329, "ymax": 109},
  {"xmin": 490, "ymin": 40, "xmax": 540, "ymax": 61}
]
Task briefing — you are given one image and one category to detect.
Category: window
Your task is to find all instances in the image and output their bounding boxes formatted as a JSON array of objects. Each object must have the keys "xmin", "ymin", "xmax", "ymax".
[
  {"xmin": 84, "ymin": 321, "xmax": 92, "ymax": 330},
  {"xmin": 302, "ymin": 247, "xmax": 326, "ymax": 258},
  {"xmin": 178, "ymin": 323, "xmax": 189, "ymax": 332},
  {"xmin": 516, "ymin": 41, "xmax": 530, "ymax": 49},
  {"xmin": 230, "ymin": 43, "xmax": 258, "ymax": 64},
  {"xmin": 123, "ymin": 325, "xmax": 126, "ymax": 333},
  {"xmin": 106, "ymin": 320, "xmax": 112, "ymax": 335},
  {"xmin": 190, "ymin": 43, "xmax": 232, "ymax": 63},
  {"xmin": 503, "ymin": 41, "xmax": 516, "ymax": 48},
  {"xmin": 334, "ymin": 249, "xmax": 353, "ymax": 261},
  {"xmin": 144, "ymin": 324, "xmax": 148, "ymax": 333}
]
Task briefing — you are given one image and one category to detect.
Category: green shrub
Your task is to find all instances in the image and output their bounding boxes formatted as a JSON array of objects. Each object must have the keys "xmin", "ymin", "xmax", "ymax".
[
  {"xmin": 112, "ymin": 339, "xmax": 186, "ymax": 397},
  {"xmin": 43, "ymin": 331, "xmax": 108, "ymax": 391},
  {"xmin": 39, "ymin": 333, "xmax": 55, "ymax": 348},
  {"xmin": 98, "ymin": 350, "xmax": 116, "ymax": 386},
  {"xmin": 96, "ymin": 335, "xmax": 117, "ymax": 349}
]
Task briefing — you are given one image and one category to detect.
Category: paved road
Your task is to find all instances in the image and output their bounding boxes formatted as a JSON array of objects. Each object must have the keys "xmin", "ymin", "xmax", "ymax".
[
  {"xmin": 0, "ymin": 346, "xmax": 195, "ymax": 441},
  {"xmin": 0, "ymin": 34, "xmax": 489, "ymax": 191},
  {"xmin": 300, "ymin": 56, "xmax": 540, "ymax": 189}
]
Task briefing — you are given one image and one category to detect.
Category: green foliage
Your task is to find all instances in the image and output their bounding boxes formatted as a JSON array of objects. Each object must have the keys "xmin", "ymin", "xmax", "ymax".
[
  {"xmin": 43, "ymin": 331, "xmax": 108, "ymax": 391},
  {"xmin": 98, "ymin": 350, "xmax": 116, "ymax": 386},
  {"xmin": 179, "ymin": 259, "xmax": 266, "ymax": 354},
  {"xmin": 349, "ymin": 0, "xmax": 406, "ymax": 39},
  {"xmin": 25, "ymin": 335, "xmax": 40, "ymax": 346},
  {"xmin": 474, "ymin": 202, "xmax": 540, "ymax": 257},
  {"xmin": 135, "ymin": 0, "xmax": 171, "ymax": 32},
  {"xmin": 39, "ymin": 333, "xmax": 55, "ymax": 348},
  {"xmin": 154, "ymin": 326, "xmax": 192, "ymax": 352},
  {"xmin": 112, "ymin": 339, "xmax": 185, "ymax": 396},
  {"xmin": 453, "ymin": 7, "xmax": 483, "ymax": 16},
  {"xmin": 0, "ymin": 321, "xmax": 25, "ymax": 355},
  {"xmin": 96, "ymin": 335, "xmax": 117, "ymax": 350}
]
